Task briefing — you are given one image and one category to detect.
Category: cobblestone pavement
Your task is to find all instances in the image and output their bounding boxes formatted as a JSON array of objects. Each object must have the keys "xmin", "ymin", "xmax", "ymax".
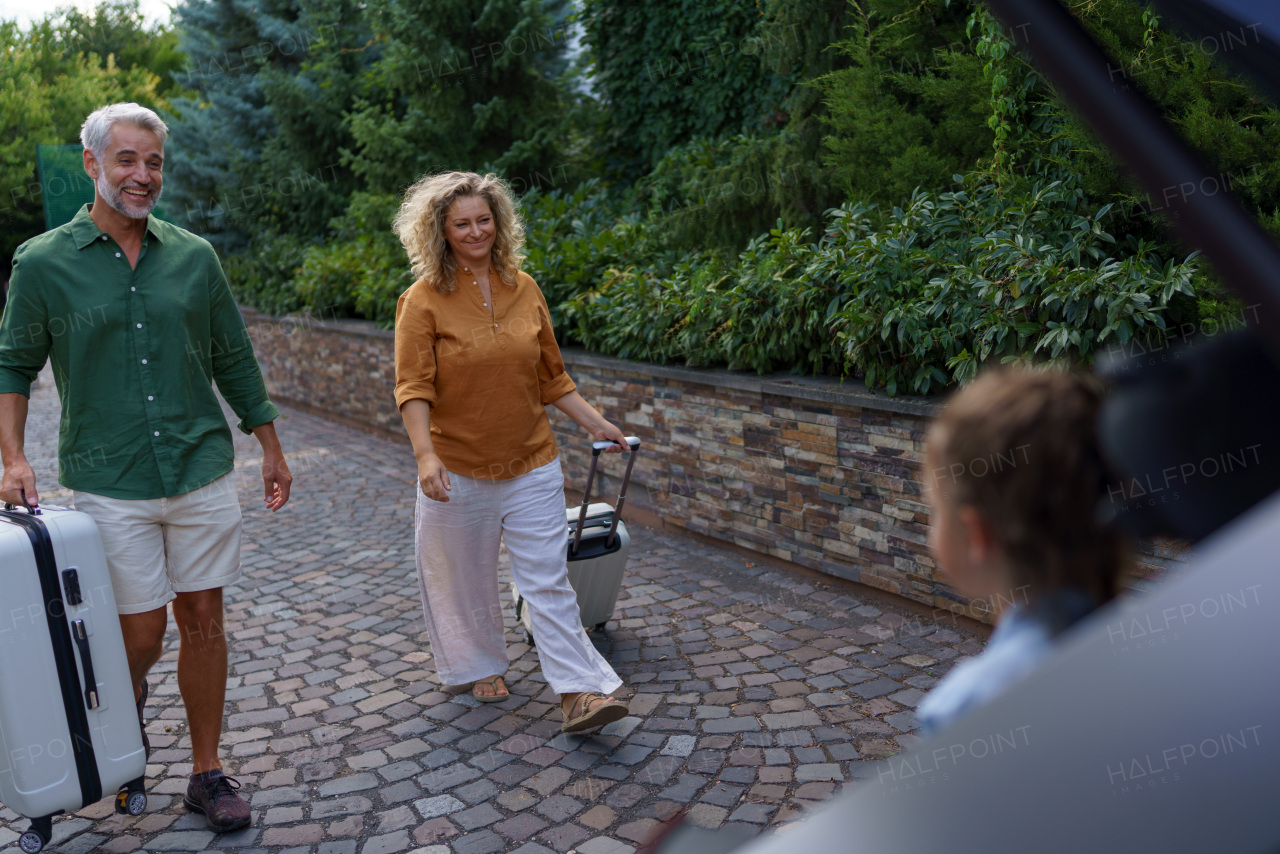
[{"xmin": 3, "ymin": 368, "xmax": 985, "ymax": 853}]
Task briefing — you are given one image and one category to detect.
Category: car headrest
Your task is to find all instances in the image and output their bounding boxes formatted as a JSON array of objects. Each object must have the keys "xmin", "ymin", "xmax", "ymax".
[{"xmin": 1096, "ymin": 326, "xmax": 1280, "ymax": 542}]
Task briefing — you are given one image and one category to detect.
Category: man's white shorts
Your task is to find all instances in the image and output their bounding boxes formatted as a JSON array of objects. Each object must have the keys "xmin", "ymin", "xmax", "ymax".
[{"xmin": 73, "ymin": 472, "xmax": 244, "ymax": 615}]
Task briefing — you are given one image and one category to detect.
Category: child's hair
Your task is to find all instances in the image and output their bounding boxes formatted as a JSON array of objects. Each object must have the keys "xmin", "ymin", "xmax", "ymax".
[{"xmin": 928, "ymin": 367, "xmax": 1125, "ymax": 605}]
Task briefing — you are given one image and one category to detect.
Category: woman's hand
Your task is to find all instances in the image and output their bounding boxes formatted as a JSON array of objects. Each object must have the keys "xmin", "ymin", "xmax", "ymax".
[
  {"xmin": 590, "ymin": 419, "xmax": 628, "ymax": 454},
  {"xmin": 551, "ymin": 391, "xmax": 629, "ymax": 454},
  {"xmin": 418, "ymin": 453, "xmax": 452, "ymax": 501}
]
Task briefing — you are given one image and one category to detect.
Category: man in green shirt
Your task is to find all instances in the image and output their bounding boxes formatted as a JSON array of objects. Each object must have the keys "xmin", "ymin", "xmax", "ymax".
[{"xmin": 0, "ymin": 103, "xmax": 291, "ymax": 833}]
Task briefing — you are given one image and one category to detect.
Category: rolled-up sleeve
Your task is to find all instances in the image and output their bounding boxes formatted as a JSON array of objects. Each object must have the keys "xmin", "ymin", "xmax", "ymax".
[
  {"xmin": 394, "ymin": 288, "xmax": 438, "ymax": 409},
  {"xmin": 534, "ymin": 284, "xmax": 575, "ymax": 405},
  {"xmin": 207, "ymin": 254, "xmax": 279, "ymax": 433},
  {"xmin": 0, "ymin": 253, "xmax": 50, "ymax": 397}
]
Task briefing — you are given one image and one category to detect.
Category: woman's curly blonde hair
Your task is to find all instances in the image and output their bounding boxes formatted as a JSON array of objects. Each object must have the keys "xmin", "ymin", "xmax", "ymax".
[{"xmin": 392, "ymin": 171, "xmax": 525, "ymax": 294}]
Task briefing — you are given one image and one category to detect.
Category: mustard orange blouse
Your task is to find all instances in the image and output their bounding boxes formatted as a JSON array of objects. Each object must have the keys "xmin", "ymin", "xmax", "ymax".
[{"xmin": 393, "ymin": 268, "xmax": 576, "ymax": 479}]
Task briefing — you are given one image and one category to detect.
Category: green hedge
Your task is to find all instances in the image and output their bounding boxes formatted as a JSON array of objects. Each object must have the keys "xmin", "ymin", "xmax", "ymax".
[
  {"xmin": 545, "ymin": 174, "xmax": 1200, "ymax": 395},
  {"xmin": 226, "ymin": 171, "xmax": 1207, "ymax": 396}
]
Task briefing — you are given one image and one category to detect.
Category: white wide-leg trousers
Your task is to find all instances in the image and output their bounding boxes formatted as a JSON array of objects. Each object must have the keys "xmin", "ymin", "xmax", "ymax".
[{"xmin": 413, "ymin": 457, "xmax": 622, "ymax": 695}]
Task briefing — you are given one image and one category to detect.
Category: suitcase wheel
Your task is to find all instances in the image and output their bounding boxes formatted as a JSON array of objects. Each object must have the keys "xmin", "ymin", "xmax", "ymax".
[
  {"xmin": 594, "ymin": 621, "xmax": 608, "ymax": 632},
  {"xmin": 524, "ymin": 628, "xmax": 536, "ymax": 647},
  {"xmin": 19, "ymin": 815, "xmax": 51, "ymax": 853},
  {"xmin": 117, "ymin": 777, "xmax": 148, "ymax": 815}
]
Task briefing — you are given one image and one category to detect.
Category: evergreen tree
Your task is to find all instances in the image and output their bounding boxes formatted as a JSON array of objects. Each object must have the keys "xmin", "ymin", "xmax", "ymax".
[
  {"xmin": 343, "ymin": 0, "xmax": 576, "ymax": 192},
  {"xmin": 165, "ymin": 0, "xmax": 368, "ymax": 250},
  {"xmin": 578, "ymin": 0, "xmax": 791, "ymax": 178},
  {"xmin": 816, "ymin": 0, "xmax": 993, "ymax": 205}
]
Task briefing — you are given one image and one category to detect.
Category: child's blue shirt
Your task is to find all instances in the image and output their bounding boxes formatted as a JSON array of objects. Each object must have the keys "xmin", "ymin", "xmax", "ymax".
[{"xmin": 916, "ymin": 590, "xmax": 1096, "ymax": 737}]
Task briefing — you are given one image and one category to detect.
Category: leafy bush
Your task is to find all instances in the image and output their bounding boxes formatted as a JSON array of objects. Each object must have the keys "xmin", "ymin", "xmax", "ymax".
[
  {"xmin": 292, "ymin": 193, "xmax": 409, "ymax": 325},
  {"xmin": 521, "ymin": 181, "xmax": 666, "ymax": 329},
  {"xmin": 223, "ymin": 232, "xmax": 310, "ymax": 317},
  {"xmin": 225, "ymin": 193, "xmax": 409, "ymax": 324},
  {"xmin": 830, "ymin": 178, "xmax": 1197, "ymax": 394},
  {"xmin": 565, "ymin": 174, "xmax": 1200, "ymax": 394}
]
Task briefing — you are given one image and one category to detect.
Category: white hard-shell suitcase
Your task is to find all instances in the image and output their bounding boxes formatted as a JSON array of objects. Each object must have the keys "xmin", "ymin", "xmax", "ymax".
[
  {"xmin": 513, "ymin": 437, "xmax": 640, "ymax": 643},
  {"xmin": 0, "ymin": 499, "xmax": 147, "ymax": 853}
]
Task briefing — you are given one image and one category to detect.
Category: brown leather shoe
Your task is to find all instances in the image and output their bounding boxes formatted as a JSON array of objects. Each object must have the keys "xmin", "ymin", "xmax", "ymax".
[{"xmin": 184, "ymin": 770, "xmax": 251, "ymax": 832}]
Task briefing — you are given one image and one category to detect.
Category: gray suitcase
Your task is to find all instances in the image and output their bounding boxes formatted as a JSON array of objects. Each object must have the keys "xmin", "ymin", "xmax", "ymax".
[
  {"xmin": 513, "ymin": 437, "xmax": 640, "ymax": 643},
  {"xmin": 0, "ymin": 499, "xmax": 147, "ymax": 853}
]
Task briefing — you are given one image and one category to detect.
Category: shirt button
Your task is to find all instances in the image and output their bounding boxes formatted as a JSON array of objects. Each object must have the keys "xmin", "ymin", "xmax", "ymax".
[
  {"xmin": 136, "ymin": 323, "xmax": 143, "ymax": 329},
  {"xmin": 100, "ymin": 235, "xmax": 107, "ymax": 241},
  {"xmin": 147, "ymin": 395, "xmax": 154, "ymax": 401},
  {"xmin": 115, "ymin": 252, "xmax": 121, "ymax": 258},
  {"xmin": 494, "ymin": 324, "xmax": 499, "ymax": 329},
  {"xmin": 153, "ymin": 431, "xmax": 160, "ymax": 437},
  {"xmin": 131, "ymin": 287, "xmax": 136, "ymax": 292},
  {"xmin": 141, "ymin": 359, "xmax": 148, "ymax": 365}
]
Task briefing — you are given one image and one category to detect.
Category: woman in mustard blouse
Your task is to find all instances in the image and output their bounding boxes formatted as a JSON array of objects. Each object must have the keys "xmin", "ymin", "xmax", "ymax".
[{"xmin": 392, "ymin": 171, "xmax": 629, "ymax": 732}]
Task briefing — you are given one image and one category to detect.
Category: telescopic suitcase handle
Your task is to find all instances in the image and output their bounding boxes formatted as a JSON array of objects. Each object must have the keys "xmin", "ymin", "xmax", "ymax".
[{"xmin": 572, "ymin": 436, "xmax": 641, "ymax": 555}]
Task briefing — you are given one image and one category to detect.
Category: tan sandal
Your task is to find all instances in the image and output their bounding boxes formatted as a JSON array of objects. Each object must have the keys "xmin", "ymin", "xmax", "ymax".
[
  {"xmin": 561, "ymin": 692, "xmax": 628, "ymax": 733},
  {"xmin": 471, "ymin": 675, "xmax": 508, "ymax": 703}
]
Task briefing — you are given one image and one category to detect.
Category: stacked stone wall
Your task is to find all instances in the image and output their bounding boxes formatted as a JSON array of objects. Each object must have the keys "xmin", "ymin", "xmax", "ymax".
[{"xmin": 243, "ymin": 310, "xmax": 1186, "ymax": 624}]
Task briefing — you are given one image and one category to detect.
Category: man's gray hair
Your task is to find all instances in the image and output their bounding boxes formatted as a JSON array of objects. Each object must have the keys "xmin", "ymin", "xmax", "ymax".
[{"xmin": 80, "ymin": 103, "xmax": 169, "ymax": 159}]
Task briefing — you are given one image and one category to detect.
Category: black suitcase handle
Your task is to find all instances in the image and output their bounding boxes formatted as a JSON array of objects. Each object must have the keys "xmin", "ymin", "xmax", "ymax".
[
  {"xmin": 3, "ymin": 488, "xmax": 41, "ymax": 515},
  {"xmin": 572, "ymin": 437, "xmax": 641, "ymax": 555}
]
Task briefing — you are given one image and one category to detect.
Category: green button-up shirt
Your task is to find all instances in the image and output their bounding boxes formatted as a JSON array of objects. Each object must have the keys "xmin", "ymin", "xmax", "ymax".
[{"xmin": 0, "ymin": 205, "xmax": 279, "ymax": 499}]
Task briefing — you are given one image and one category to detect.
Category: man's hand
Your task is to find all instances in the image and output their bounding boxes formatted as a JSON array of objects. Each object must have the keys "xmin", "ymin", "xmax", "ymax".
[
  {"xmin": 0, "ymin": 457, "xmax": 38, "ymax": 508},
  {"xmin": 1, "ymin": 392, "xmax": 35, "ymax": 507},
  {"xmin": 262, "ymin": 451, "xmax": 292, "ymax": 512},
  {"xmin": 250, "ymin": 421, "xmax": 291, "ymax": 512}
]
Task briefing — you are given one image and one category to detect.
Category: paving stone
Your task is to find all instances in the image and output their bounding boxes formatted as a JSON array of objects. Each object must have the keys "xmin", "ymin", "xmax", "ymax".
[
  {"xmin": 145, "ymin": 831, "xmax": 217, "ymax": 850},
  {"xmin": 453, "ymin": 802, "xmax": 504, "ymax": 831},
  {"xmin": 314, "ymin": 795, "xmax": 375, "ymax": 819},
  {"xmin": 413, "ymin": 795, "xmax": 466, "ymax": 820},
  {"xmin": 718, "ymin": 766, "xmax": 755, "ymax": 784},
  {"xmin": 263, "ymin": 824, "xmax": 324, "ymax": 846},
  {"xmin": 686, "ymin": 804, "xmax": 729, "ymax": 829},
  {"xmin": 539, "ymin": 822, "xmax": 592, "ymax": 851},
  {"xmin": 319, "ymin": 772, "xmax": 381, "ymax": 796},
  {"xmin": 702, "ymin": 718, "xmax": 761, "ymax": 734},
  {"xmin": 614, "ymin": 819, "xmax": 660, "ymax": 844},
  {"xmin": 699, "ymin": 779, "xmax": 745, "ymax": 807},
  {"xmin": 509, "ymin": 843, "xmax": 558, "ymax": 854},
  {"xmin": 795, "ymin": 763, "xmax": 844, "ymax": 781},
  {"xmin": 850, "ymin": 677, "xmax": 902, "ymax": 699},
  {"xmin": 659, "ymin": 773, "xmax": 708, "ymax": 802},
  {"xmin": 453, "ymin": 829, "xmax": 506, "ymax": 854},
  {"xmin": 320, "ymin": 844, "xmax": 359, "ymax": 854},
  {"xmin": 494, "ymin": 813, "xmax": 550, "ymax": 839},
  {"xmin": 576, "ymin": 838, "xmax": 636, "ymax": 854}
]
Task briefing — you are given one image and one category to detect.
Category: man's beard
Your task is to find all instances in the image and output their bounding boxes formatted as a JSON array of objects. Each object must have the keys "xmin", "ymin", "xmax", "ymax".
[{"xmin": 98, "ymin": 170, "xmax": 161, "ymax": 219}]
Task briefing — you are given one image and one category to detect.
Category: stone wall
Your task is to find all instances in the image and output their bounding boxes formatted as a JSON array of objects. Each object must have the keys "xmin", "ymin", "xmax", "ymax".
[
  {"xmin": 243, "ymin": 310, "xmax": 1186, "ymax": 624},
  {"xmin": 243, "ymin": 309, "xmax": 402, "ymax": 435}
]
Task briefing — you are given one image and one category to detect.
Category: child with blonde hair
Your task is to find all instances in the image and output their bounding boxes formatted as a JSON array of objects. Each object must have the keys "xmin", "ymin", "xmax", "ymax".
[{"xmin": 917, "ymin": 367, "xmax": 1127, "ymax": 735}]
